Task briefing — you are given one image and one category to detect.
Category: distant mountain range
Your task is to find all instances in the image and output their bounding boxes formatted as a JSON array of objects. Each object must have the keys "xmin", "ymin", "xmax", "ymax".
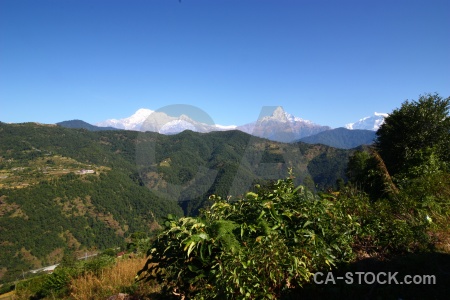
[
  {"xmin": 56, "ymin": 107, "xmax": 387, "ymax": 148},
  {"xmin": 95, "ymin": 106, "xmax": 335, "ymax": 142},
  {"xmin": 96, "ymin": 108, "xmax": 236, "ymax": 134}
]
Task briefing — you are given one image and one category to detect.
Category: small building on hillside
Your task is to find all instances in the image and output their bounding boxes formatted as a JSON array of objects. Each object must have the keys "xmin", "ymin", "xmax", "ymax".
[{"xmin": 78, "ymin": 169, "xmax": 95, "ymax": 174}]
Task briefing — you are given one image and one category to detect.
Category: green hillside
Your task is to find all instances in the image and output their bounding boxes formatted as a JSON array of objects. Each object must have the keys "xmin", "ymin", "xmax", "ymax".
[
  {"xmin": 0, "ymin": 122, "xmax": 351, "ymax": 283},
  {"xmin": 134, "ymin": 129, "xmax": 351, "ymax": 215},
  {"xmin": 0, "ymin": 123, "xmax": 181, "ymax": 283},
  {"xmin": 299, "ymin": 127, "xmax": 376, "ymax": 149},
  {"xmin": 56, "ymin": 119, "xmax": 120, "ymax": 131}
]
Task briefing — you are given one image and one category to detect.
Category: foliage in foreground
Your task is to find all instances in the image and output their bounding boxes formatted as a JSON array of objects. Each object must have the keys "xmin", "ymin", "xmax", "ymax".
[
  {"xmin": 138, "ymin": 176, "xmax": 358, "ymax": 299},
  {"xmin": 137, "ymin": 167, "xmax": 446, "ymax": 299},
  {"xmin": 346, "ymin": 93, "xmax": 450, "ymax": 254}
]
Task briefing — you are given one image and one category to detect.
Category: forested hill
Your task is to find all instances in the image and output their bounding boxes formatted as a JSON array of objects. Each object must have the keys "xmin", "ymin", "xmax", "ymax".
[
  {"xmin": 57, "ymin": 119, "xmax": 120, "ymax": 131},
  {"xmin": 0, "ymin": 123, "xmax": 182, "ymax": 283},
  {"xmin": 298, "ymin": 127, "xmax": 376, "ymax": 149},
  {"xmin": 0, "ymin": 122, "xmax": 351, "ymax": 283},
  {"xmin": 134, "ymin": 129, "xmax": 352, "ymax": 215}
]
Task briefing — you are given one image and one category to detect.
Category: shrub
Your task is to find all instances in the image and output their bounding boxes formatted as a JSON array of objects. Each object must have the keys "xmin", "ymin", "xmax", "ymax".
[
  {"xmin": 138, "ymin": 175, "xmax": 360, "ymax": 299},
  {"xmin": 336, "ymin": 186, "xmax": 434, "ymax": 257}
]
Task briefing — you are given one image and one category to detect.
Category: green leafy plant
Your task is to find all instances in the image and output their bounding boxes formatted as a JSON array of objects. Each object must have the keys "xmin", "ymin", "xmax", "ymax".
[
  {"xmin": 138, "ymin": 174, "xmax": 360, "ymax": 299},
  {"xmin": 38, "ymin": 267, "xmax": 75, "ymax": 298}
]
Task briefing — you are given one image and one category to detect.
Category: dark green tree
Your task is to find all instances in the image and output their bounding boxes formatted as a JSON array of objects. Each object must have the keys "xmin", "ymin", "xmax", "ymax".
[
  {"xmin": 346, "ymin": 150, "xmax": 373, "ymax": 185},
  {"xmin": 346, "ymin": 149, "xmax": 397, "ymax": 201},
  {"xmin": 375, "ymin": 93, "xmax": 450, "ymax": 177}
]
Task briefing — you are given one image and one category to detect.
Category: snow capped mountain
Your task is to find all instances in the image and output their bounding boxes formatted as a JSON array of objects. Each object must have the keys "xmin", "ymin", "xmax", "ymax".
[
  {"xmin": 96, "ymin": 109, "xmax": 235, "ymax": 134},
  {"xmin": 159, "ymin": 119, "xmax": 197, "ymax": 134},
  {"xmin": 267, "ymin": 106, "xmax": 314, "ymax": 124},
  {"xmin": 345, "ymin": 112, "xmax": 388, "ymax": 131},
  {"xmin": 214, "ymin": 124, "xmax": 238, "ymax": 130},
  {"xmin": 96, "ymin": 108, "xmax": 154, "ymax": 131},
  {"xmin": 237, "ymin": 106, "xmax": 330, "ymax": 142}
]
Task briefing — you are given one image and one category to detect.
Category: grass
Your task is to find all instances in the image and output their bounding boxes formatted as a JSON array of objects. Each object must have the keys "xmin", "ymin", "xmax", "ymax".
[
  {"xmin": 68, "ymin": 256, "xmax": 159, "ymax": 300},
  {"xmin": 0, "ymin": 291, "xmax": 14, "ymax": 300},
  {"xmin": 10, "ymin": 256, "xmax": 160, "ymax": 300}
]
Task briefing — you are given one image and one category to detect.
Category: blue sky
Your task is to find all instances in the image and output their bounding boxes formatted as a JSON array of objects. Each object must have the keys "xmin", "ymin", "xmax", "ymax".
[{"xmin": 1, "ymin": 0, "xmax": 449, "ymax": 128}]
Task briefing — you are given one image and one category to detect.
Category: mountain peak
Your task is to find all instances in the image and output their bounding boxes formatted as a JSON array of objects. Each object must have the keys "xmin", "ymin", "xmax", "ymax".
[
  {"xmin": 261, "ymin": 106, "xmax": 295, "ymax": 123},
  {"xmin": 345, "ymin": 112, "xmax": 388, "ymax": 131},
  {"xmin": 374, "ymin": 112, "xmax": 389, "ymax": 118},
  {"xmin": 272, "ymin": 106, "xmax": 286, "ymax": 120},
  {"xmin": 135, "ymin": 108, "xmax": 153, "ymax": 114},
  {"xmin": 236, "ymin": 107, "xmax": 329, "ymax": 142},
  {"xmin": 96, "ymin": 109, "xmax": 154, "ymax": 131}
]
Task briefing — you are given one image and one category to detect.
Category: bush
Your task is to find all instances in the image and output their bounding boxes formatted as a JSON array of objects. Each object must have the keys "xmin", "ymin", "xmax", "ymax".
[
  {"xmin": 82, "ymin": 254, "xmax": 116, "ymax": 276},
  {"xmin": 138, "ymin": 175, "xmax": 360, "ymax": 299},
  {"xmin": 336, "ymin": 186, "xmax": 434, "ymax": 257},
  {"xmin": 38, "ymin": 267, "xmax": 75, "ymax": 298},
  {"xmin": 0, "ymin": 283, "xmax": 14, "ymax": 295},
  {"xmin": 14, "ymin": 275, "xmax": 48, "ymax": 299}
]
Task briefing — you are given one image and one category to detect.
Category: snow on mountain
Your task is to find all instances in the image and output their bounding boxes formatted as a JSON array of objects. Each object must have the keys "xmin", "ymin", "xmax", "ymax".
[
  {"xmin": 345, "ymin": 112, "xmax": 388, "ymax": 131},
  {"xmin": 159, "ymin": 120, "xmax": 197, "ymax": 134},
  {"xmin": 237, "ymin": 106, "xmax": 329, "ymax": 142},
  {"xmin": 96, "ymin": 106, "xmax": 328, "ymax": 142},
  {"xmin": 214, "ymin": 124, "xmax": 238, "ymax": 130},
  {"xmin": 96, "ymin": 109, "xmax": 235, "ymax": 134},
  {"xmin": 96, "ymin": 108, "xmax": 154, "ymax": 131},
  {"xmin": 267, "ymin": 106, "xmax": 314, "ymax": 124}
]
